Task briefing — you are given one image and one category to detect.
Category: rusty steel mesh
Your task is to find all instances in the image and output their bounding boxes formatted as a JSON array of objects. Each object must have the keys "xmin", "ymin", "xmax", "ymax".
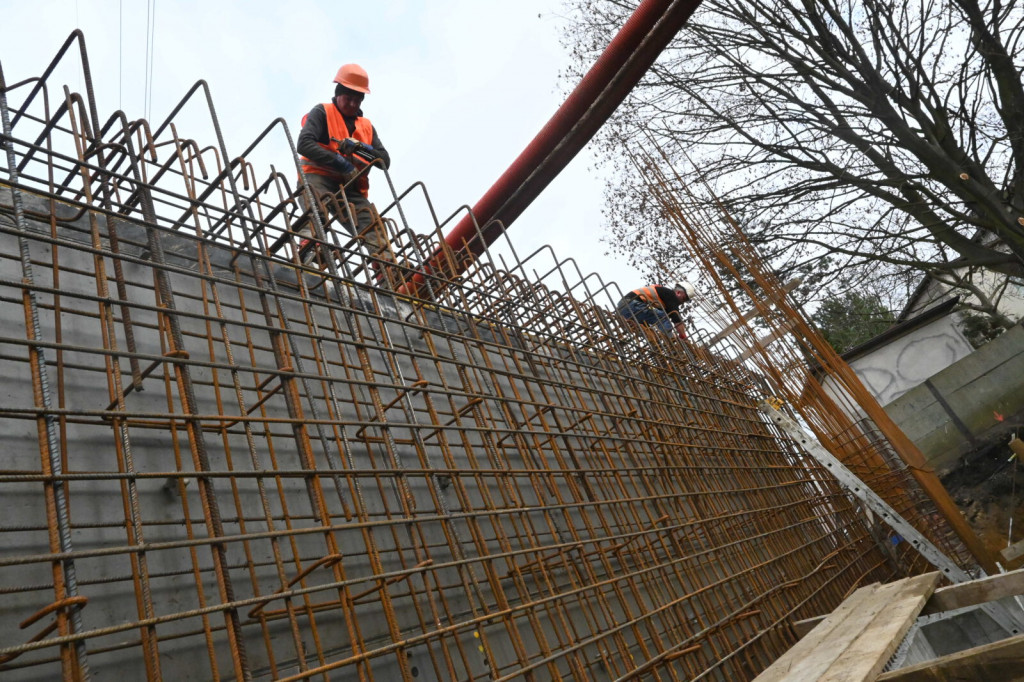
[{"xmin": 0, "ymin": 32, "xmax": 979, "ymax": 681}]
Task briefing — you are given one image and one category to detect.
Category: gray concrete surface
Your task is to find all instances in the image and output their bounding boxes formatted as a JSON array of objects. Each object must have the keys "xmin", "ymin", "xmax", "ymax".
[{"xmin": 885, "ymin": 325, "xmax": 1024, "ymax": 475}]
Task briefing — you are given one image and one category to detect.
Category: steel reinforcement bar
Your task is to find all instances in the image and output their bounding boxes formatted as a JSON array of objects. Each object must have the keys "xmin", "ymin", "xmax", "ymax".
[{"xmin": 0, "ymin": 31, "xmax": 925, "ymax": 681}]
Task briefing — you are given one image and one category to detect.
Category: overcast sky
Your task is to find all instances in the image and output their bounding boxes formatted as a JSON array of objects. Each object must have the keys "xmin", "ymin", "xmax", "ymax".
[{"xmin": 0, "ymin": 0, "xmax": 644, "ymax": 300}]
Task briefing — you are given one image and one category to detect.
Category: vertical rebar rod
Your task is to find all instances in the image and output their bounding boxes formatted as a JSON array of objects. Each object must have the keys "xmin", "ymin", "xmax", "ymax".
[{"xmin": 0, "ymin": 64, "xmax": 91, "ymax": 680}]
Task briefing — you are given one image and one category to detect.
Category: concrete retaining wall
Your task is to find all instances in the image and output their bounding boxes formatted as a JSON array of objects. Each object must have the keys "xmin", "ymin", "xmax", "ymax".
[
  {"xmin": 884, "ymin": 325, "xmax": 1024, "ymax": 475},
  {"xmin": 0, "ymin": 187, "xmax": 896, "ymax": 680}
]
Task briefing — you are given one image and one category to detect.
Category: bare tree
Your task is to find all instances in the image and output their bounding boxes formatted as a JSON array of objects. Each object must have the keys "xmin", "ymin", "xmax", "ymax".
[{"xmin": 564, "ymin": 0, "xmax": 1024, "ymax": 317}]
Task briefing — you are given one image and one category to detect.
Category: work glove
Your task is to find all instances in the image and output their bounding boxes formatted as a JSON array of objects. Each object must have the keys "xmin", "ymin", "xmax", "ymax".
[
  {"xmin": 330, "ymin": 154, "xmax": 356, "ymax": 176},
  {"xmin": 336, "ymin": 137, "xmax": 360, "ymax": 155}
]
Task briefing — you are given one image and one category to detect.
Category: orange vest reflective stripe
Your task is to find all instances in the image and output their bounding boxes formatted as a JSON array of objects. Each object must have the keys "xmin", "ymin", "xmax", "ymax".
[
  {"xmin": 300, "ymin": 103, "xmax": 375, "ymax": 197},
  {"xmin": 631, "ymin": 286, "xmax": 664, "ymax": 308}
]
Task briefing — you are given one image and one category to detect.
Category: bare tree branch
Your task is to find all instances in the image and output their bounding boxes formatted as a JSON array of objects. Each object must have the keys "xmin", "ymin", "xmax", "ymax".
[{"xmin": 564, "ymin": 0, "xmax": 1024, "ymax": 317}]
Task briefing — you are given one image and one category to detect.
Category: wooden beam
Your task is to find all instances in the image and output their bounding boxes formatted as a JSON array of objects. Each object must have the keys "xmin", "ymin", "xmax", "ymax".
[
  {"xmin": 920, "ymin": 567, "xmax": 1024, "ymax": 615},
  {"xmin": 1001, "ymin": 537, "xmax": 1024, "ymax": 563},
  {"xmin": 876, "ymin": 632, "xmax": 1024, "ymax": 681}
]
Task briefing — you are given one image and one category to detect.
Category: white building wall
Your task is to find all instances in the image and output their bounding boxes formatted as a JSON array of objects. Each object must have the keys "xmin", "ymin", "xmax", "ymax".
[
  {"xmin": 903, "ymin": 271, "xmax": 1024, "ymax": 323},
  {"xmin": 845, "ymin": 316, "xmax": 975, "ymax": 406}
]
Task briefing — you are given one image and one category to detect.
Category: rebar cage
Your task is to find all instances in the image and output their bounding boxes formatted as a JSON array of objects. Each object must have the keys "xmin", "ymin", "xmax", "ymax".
[{"xmin": 0, "ymin": 32, "xmax": 964, "ymax": 681}]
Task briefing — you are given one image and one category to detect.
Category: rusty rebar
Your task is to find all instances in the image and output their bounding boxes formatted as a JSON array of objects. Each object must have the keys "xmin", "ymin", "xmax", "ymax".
[{"xmin": 0, "ymin": 32, "xmax": 940, "ymax": 681}]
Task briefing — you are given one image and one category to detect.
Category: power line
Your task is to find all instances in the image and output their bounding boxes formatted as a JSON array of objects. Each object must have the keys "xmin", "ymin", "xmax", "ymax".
[
  {"xmin": 148, "ymin": 0, "xmax": 156, "ymax": 120},
  {"xmin": 119, "ymin": 0, "xmax": 123, "ymax": 111},
  {"xmin": 144, "ymin": 0, "xmax": 156, "ymax": 120}
]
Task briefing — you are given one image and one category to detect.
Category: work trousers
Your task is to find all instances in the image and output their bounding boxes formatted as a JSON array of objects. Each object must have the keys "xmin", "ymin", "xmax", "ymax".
[
  {"xmin": 616, "ymin": 296, "xmax": 675, "ymax": 333},
  {"xmin": 300, "ymin": 173, "xmax": 390, "ymax": 260}
]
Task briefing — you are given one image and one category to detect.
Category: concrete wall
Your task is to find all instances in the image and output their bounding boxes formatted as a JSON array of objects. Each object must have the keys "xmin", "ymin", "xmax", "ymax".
[
  {"xmin": 884, "ymin": 325, "xmax": 1024, "ymax": 475},
  {"xmin": 0, "ymin": 188, "xmax": 900, "ymax": 681}
]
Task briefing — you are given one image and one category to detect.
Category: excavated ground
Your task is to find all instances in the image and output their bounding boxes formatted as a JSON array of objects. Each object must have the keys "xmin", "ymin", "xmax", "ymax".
[{"xmin": 942, "ymin": 428, "xmax": 1024, "ymax": 570}]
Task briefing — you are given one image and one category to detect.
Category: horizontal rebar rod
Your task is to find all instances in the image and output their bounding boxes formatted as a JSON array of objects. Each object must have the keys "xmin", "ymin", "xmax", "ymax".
[{"xmin": 0, "ymin": 31, "xmax": 966, "ymax": 682}]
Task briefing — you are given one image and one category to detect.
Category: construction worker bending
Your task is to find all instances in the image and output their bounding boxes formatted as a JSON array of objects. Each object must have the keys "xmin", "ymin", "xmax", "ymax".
[
  {"xmin": 616, "ymin": 282, "xmax": 695, "ymax": 340},
  {"xmin": 296, "ymin": 63, "xmax": 392, "ymax": 268}
]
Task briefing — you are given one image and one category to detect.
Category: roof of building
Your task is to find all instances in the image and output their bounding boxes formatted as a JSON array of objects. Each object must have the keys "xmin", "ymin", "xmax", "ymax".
[{"xmin": 841, "ymin": 295, "xmax": 960, "ymax": 363}]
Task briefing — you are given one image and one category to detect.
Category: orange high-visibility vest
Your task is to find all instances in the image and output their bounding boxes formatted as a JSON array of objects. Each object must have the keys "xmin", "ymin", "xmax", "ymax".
[
  {"xmin": 631, "ymin": 286, "xmax": 665, "ymax": 308},
  {"xmin": 300, "ymin": 102, "xmax": 375, "ymax": 197}
]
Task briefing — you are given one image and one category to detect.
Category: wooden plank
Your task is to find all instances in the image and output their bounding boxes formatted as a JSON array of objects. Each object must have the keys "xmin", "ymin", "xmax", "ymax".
[
  {"xmin": 819, "ymin": 572, "xmax": 940, "ymax": 682},
  {"xmin": 792, "ymin": 615, "xmax": 827, "ymax": 639},
  {"xmin": 876, "ymin": 631, "xmax": 1024, "ymax": 682},
  {"xmin": 754, "ymin": 584, "xmax": 881, "ymax": 681},
  {"xmin": 921, "ymin": 567, "xmax": 1024, "ymax": 615},
  {"xmin": 754, "ymin": 582, "xmax": 893, "ymax": 682},
  {"xmin": 1001, "ymin": 537, "xmax": 1024, "ymax": 563}
]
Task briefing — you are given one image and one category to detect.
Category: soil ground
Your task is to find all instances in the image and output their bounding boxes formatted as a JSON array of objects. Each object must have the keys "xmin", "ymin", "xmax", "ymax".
[{"xmin": 941, "ymin": 432, "xmax": 1024, "ymax": 570}]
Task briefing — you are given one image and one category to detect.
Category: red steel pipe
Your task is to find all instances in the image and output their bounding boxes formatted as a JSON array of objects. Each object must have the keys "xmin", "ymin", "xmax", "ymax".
[{"xmin": 401, "ymin": 0, "xmax": 704, "ymax": 296}]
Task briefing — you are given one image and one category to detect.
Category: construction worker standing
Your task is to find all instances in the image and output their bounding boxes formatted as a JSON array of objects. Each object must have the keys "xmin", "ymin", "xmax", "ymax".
[
  {"xmin": 616, "ymin": 282, "xmax": 695, "ymax": 339},
  {"xmin": 296, "ymin": 63, "xmax": 391, "ymax": 266}
]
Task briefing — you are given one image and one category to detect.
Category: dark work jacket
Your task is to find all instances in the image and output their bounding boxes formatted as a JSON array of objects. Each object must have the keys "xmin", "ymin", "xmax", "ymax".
[{"xmin": 296, "ymin": 101, "xmax": 390, "ymax": 197}]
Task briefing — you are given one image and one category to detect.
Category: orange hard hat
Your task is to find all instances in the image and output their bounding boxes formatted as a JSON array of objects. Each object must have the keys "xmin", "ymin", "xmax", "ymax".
[{"xmin": 333, "ymin": 64, "xmax": 370, "ymax": 94}]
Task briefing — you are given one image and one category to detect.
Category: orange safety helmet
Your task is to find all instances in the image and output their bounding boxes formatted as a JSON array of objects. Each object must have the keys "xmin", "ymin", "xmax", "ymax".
[{"xmin": 333, "ymin": 64, "xmax": 371, "ymax": 94}]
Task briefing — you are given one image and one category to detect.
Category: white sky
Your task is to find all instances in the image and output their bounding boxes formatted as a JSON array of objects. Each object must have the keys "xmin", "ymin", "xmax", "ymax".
[{"xmin": 0, "ymin": 0, "xmax": 642, "ymax": 300}]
